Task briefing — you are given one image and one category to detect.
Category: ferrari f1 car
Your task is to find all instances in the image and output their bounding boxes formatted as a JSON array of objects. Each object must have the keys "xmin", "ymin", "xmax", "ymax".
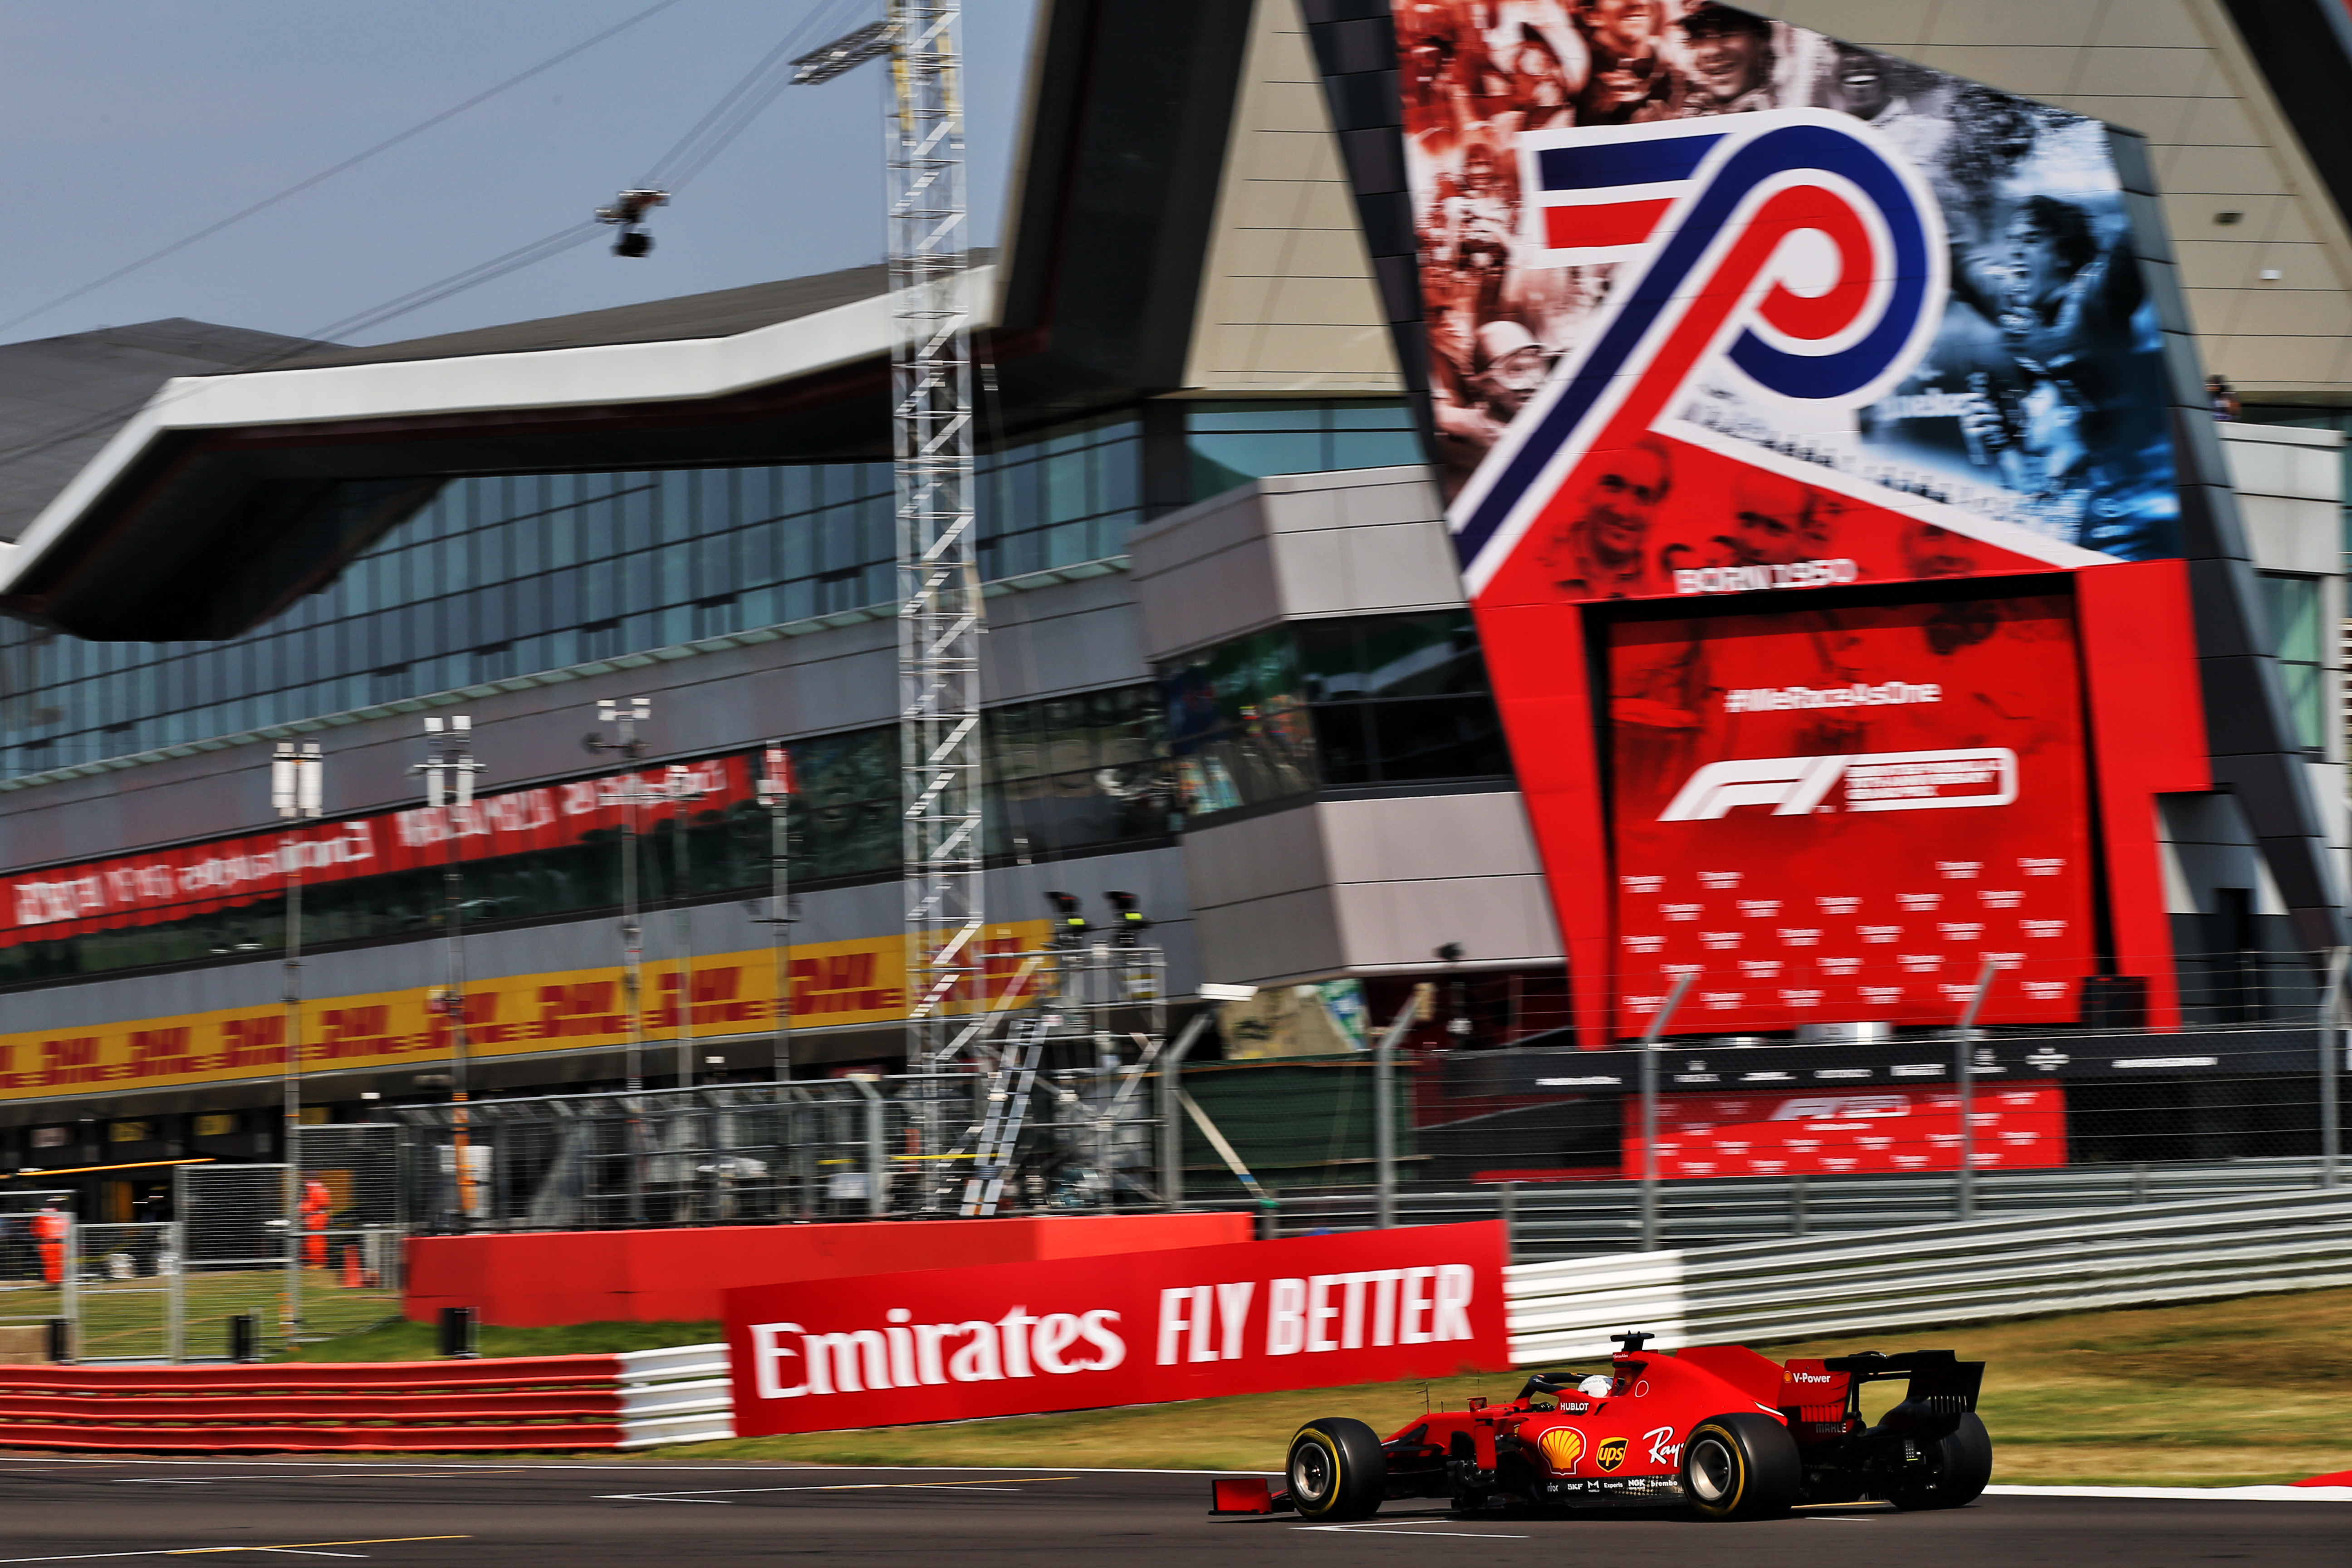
[{"xmin": 1211, "ymin": 1331, "xmax": 1989, "ymax": 1521}]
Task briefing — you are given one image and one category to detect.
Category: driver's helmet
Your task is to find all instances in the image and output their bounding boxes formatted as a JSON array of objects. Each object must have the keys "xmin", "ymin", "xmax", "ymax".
[{"xmin": 1577, "ymin": 1374, "xmax": 1614, "ymax": 1397}]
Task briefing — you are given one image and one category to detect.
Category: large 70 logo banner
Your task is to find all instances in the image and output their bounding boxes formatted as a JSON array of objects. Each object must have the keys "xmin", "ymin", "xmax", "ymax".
[
  {"xmin": 1386, "ymin": 3, "xmax": 2185, "ymax": 1037},
  {"xmin": 1407, "ymin": 2, "xmax": 2179, "ymax": 577},
  {"xmin": 725, "ymin": 1224, "xmax": 1509, "ymax": 1435}
]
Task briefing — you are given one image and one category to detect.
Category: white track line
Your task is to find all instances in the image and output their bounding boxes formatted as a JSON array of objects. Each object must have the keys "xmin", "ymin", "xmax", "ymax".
[
  {"xmin": 597, "ymin": 1478, "xmax": 1058, "ymax": 1503},
  {"xmin": 1986, "ymin": 1485, "xmax": 2352, "ymax": 1504}
]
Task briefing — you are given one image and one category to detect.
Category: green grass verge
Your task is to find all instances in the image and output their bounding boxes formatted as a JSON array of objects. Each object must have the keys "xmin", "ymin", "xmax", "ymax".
[{"xmin": 264, "ymin": 1287, "xmax": 2352, "ymax": 1487}]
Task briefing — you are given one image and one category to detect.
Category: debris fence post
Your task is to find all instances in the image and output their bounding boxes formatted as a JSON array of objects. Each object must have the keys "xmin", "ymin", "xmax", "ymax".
[{"xmin": 1638, "ymin": 970, "xmax": 1696, "ymax": 1253}]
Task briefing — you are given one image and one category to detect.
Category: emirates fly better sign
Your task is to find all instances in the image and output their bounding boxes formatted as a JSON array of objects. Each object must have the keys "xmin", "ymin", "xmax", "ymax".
[{"xmin": 724, "ymin": 1224, "xmax": 1510, "ymax": 1435}]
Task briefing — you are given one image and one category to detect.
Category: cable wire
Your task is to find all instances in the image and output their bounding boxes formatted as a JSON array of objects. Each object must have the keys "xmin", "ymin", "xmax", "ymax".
[
  {"xmin": 0, "ymin": 0, "xmax": 690, "ymax": 340},
  {"xmin": 0, "ymin": 0, "xmax": 883, "ymax": 476},
  {"xmin": 640, "ymin": 0, "xmax": 871, "ymax": 194}
]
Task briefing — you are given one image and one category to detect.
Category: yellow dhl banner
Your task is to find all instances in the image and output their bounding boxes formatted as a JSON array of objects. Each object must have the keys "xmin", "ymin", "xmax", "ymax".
[{"xmin": 0, "ymin": 921, "xmax": 1053, "ymax": 1102}]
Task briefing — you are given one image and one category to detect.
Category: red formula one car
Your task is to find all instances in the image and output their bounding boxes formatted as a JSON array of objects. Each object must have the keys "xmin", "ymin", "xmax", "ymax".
[{"xmin": 1213, "ymin": 1332, "xmax": 1989, "ymax": 1522}]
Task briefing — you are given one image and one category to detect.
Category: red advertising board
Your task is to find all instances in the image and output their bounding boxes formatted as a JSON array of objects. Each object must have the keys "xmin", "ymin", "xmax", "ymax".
[
  {"xmin": 1633, "ymin": 1083, "xmax": 2067, "ymax": 1179},
  {"xmin": 724, "ymin": 1223, "xmax": 1510, "ymax": 1436},
  {"xmin": 2, "ymin": 756, "xmax": 751, "ymax": 947},
  {"xmin": 1607, "ymin": 594, "xmax": 2095, "ymax": 1034}
]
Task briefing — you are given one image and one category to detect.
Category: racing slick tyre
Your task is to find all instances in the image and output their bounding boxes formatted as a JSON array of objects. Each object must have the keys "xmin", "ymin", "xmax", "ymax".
[
  {"xmin": 1681, "ymin": 1413, "xmax": 1801, "ymax": 1521},
  {"xmin": 1890, "ymin": 1413, "xmax": 1993, "ymax": 1511},
  {"xmin": 1287, "ymin": 1418, "xmax": 1386, "ymax": 1522}
]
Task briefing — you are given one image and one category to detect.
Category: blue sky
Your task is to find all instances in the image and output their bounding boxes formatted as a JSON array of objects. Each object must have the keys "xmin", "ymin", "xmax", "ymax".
[{"xmin": 0, "ymin": 0, "xmax": 1040, "ymax": 347}]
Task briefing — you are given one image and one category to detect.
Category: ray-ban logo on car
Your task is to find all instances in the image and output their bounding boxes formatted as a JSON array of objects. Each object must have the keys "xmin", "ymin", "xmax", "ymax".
[{"xmin": 1658, "ymin": 748, "xmax": 2017, "ymax": 821}]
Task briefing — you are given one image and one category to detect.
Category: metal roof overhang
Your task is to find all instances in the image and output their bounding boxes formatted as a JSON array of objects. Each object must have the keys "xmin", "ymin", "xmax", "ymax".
[
  {"xmin": 0, "ymin": 274, "xmax": 963, "ymax": 640},
  {"xmin": 0, "ymin": 0, "xmax": 1260, "ymax": 642}
]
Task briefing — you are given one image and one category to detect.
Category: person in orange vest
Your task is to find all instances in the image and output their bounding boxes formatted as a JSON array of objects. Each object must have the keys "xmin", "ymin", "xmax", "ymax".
[
  {"xmin": 300, "ymin": 1178, "xmax": 332, "ymax": 1269},
  {"xmin": 30, "ymin": 1200, "xmax": 66, "ymax": 1287}
]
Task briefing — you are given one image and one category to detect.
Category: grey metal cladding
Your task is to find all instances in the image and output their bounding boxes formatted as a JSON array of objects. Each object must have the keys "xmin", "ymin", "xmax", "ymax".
[
  {"xmin": 1299, "ymin": 0, "xmax": 1439, "ymax": 465},
  {"xmin": 2135, "ymin": 206, "xmax": 2350, "ymax": 947}
]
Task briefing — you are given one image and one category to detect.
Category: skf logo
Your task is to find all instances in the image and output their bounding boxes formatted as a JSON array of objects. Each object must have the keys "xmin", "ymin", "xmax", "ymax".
[
  {"xmin": 1658, "ymin": 749, "xmax": 2018, "ymax": 822},
  {"xmin": 1537, "ymin": 1428, "xmax": 1584, "ymax": 1473},
  {"xmin": 1595, "ymin": 1436, "xmax": 1629, "ymax": 1473}
]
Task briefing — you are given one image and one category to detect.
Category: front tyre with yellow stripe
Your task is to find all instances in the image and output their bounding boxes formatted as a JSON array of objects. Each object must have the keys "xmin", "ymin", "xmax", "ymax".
[
  {"xmin": 1680, "ymin": 1414, "xmax": 1801, "ymax": 1520},
  {"xmin": 1286, "ymin": 1418, "xmax": 1386, "ymax": 1521}
]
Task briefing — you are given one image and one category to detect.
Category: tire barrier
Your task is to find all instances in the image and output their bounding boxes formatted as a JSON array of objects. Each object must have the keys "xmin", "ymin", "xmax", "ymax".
[{"xmin": 0, "ymin": 1343, "xmax": 731, "ymax": 1452}]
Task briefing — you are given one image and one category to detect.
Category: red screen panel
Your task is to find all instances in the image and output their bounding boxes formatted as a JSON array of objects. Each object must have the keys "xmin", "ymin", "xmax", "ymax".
[
  {"xmin": 1632, "ymin": 1084, "xmax": 2068, "ymax": 1178},
  {"xmin": 1607, "ymin": 593, "xmax": 2095, "ymax": 1035}
]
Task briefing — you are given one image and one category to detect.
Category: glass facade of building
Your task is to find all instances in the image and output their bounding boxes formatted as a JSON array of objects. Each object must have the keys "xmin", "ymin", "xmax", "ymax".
[
  {"xmin": 1184, "ymin": 399, "xmax": 1420, "ymax": 502},
  {"xmin": 0, "ymin": 413, "xmax": 1146, "ymax": 778},
  {"xmin": 1161, "ymin": 611, "xmax": 1511, "ymax": 818},
  {"xmin": 0, "ymin": 684, "xmax": 1172, "ymax": 990},
  {"xmin": 0, "ymin": 393, "xmax": 1449, "ymax": 986},
  {"xmin": 0, "ymin": 400, "xmax": 1427, "ymax": 780}
]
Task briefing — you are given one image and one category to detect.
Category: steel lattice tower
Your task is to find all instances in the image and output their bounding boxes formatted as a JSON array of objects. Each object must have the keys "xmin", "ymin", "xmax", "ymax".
[{"xmin": 888, "ymin": 0, "xmax": 983, "ymax": 1097}]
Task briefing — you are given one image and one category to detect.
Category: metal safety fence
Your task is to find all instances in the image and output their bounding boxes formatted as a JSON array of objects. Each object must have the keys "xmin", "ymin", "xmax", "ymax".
[
  {"xmin": 176, "ymin": 1164, "xmax": 288, "ymax": 1360},
  {"xmin": 0, "ymin": 1190, "xmax": 74, "ymax": 1360},
  {"xmin": 1501, "ymin": 1186, "xmax": 2352, "ymax": 1364}
]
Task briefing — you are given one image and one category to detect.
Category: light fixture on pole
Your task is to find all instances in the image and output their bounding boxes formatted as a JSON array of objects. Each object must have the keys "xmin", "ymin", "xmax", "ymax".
[
  {"xmin": 586, "ymin": 699, "xmax": 653, "ymax": 1093},
  {"xmin": 662, "ymin": 762, "xmax": 709, "ymax": 1089},
  {"xmin": 269, "ymin": 740, "xmax": 322, "ymax": 1342},
  {"xmin": 755, "ymin": 743, "xmax": 796, "ymax": 1084},
  {"xmin": 414, "ymin": 715, "xmax": 483, "ymax": 1230}
]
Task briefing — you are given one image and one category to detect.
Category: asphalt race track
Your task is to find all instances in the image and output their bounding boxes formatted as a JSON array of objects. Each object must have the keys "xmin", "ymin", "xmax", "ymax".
[{"xmin": 0, "ymin": 1460, "xmax": 2338, "ymax": 1567}]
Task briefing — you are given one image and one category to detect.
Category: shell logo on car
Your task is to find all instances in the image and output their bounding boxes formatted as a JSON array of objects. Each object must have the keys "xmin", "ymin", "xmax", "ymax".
[{"xmin": 1536, "ymin": 1428, "xmax": 1584, "ymax": 1472}]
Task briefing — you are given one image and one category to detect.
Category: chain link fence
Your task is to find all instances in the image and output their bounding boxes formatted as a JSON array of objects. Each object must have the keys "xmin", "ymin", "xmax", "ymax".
[
  {"xmin": 294, "ymin": 1124, "xmax": 405, "ymax": 1340},
  {"xmin": 72, "ymin": 1222, "xmax": 179, "ymax": 1363},
  {"xmin": 7, "ymin": 945, "xmax": 2343, "ymax": 1361},
  {"xmin": 0, "ymin": 1190, "xmax": 74, "ymax": 1360},
  {"xmin": 175, "ymin": 1162, "xmax": 288, "ymax": 1360}
]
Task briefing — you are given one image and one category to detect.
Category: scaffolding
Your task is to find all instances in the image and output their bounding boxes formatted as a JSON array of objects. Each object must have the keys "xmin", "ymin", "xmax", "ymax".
[{"xmin": 887, "ymin": 0, "xmax": 983, "ymax": 1115}]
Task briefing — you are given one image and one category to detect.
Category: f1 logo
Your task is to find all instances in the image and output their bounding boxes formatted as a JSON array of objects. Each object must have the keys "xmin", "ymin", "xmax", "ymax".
[
  {"xmin": 1659, "ymin": 756, "xmax": 1847, "ymax": 820},
  {"xmin": 1660, "ymin": 749, "xmax": 2019, "ymax": 821}
]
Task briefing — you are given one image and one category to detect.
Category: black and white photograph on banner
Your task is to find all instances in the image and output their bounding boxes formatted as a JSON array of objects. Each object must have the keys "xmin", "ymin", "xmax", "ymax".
[{"xmin": 1396, "ymin": 0, "xmax": 2180, "ymax": 561}]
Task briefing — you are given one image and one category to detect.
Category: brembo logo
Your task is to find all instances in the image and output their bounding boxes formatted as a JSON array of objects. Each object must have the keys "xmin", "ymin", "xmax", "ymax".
[{"xmin": 1658, "ymin": 749, "xmax": 2017, "ymax": 821}]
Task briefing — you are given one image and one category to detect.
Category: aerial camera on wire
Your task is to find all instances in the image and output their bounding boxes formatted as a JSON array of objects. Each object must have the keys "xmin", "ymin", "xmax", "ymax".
[{"xmin": 595, "ymin": 188, "xmax": 670, "ymax": 257}]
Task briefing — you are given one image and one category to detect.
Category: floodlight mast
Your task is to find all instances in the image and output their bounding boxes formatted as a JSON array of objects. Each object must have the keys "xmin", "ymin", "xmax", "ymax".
[
  {"xmin": 888, "ymin": 0, "xmax": 982, "ymax": 1169},
  {"xmin": 270, "ymin": 740, "xmax": 321, "ymax": 1343},
  {"xmin": 803, "ymin": 3, "xmax": 985, "ymax": 1191}
]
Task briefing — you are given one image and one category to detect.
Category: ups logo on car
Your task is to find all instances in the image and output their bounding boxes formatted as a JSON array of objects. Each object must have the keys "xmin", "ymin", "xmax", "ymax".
[{"xmin": 1595, "ymin": 1436, "xmax": 1629, "ymax": 1472}]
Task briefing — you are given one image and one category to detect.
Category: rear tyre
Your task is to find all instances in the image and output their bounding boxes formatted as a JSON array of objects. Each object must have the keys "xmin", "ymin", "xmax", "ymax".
[
  {"xmin": 1681, "ymin": 1413, "xmax": 1801, "ymax": 1521},
  {"xmin": 1890, "ymin": 1413, "xmax": 1993, "ymax": 1511},
  {"xmin": 1287, "ymin": 1417, "xmax": 1386, "ymax": 1522}
]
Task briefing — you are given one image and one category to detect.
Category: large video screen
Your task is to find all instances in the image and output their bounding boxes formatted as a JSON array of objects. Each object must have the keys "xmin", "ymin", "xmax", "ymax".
[
  {"xmin": 1606, "ymin": 593, "xmax": 2096, "ymax": 1033},
  {"xmin": 1397, "ymin": 0, "xmax": 2182, "ymax": 600}
]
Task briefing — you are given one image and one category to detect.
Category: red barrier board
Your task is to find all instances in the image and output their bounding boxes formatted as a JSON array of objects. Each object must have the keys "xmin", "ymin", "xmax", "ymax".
[
  {"xmin": 2, "ymin": 756, "xmax": 754, "ymax": 946},
  {"xmin": 725, "ymin": 1223, "xmax": 1510, "ymax": 1436},
  {"xmin": 408, "ymin": 1212, "xmax": 1254, "ymax": 1327},
  {"xmin": 1635, "ymin": 1084, "xmax": 2067, "ymax": 1178}
]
